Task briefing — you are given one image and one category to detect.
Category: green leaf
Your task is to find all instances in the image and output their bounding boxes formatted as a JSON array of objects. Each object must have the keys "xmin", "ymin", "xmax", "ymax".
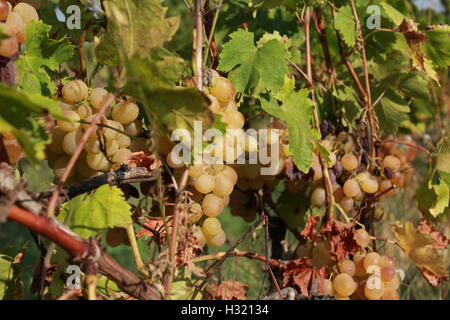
[
  {"xmin": 334, "ymin": 5, "xmax": 356, "ymax": 47},
  {"xmin": 375, "ymin": 90, "xmax": 410, "ymax": 134},
  {"xmin": 16, "ymin": 21, "xmax": 74, "ymax": 95},
  {"xmin": 0, "ymin": 253, "xmax": 22, "ymax": 300},
  {"xmin": 261, "ymin": 89, "xmax": 319, "ymax": 173},
  {"xmin": 398, "ymin": 71, "xmax": 430, "ymax": 101},
  {"xmin": 96, "ymin": 0, "xmax": 179, "ymax": 66},
  {"xmin": 218, "ymin": 29, "xmax": 289, "ymax": 94},
  {"xmin": 425, "ymin": 25, "xmax": 450, "ymax": 69},
  {"xmin": 58, "ymin": 185, "xmax": 132, "ymax": 239},
  {"xmin": 380, "ymin": 2, "xmax": 407, "ymax": 26},
  {"xmin": 0, "ymin": 84, "xmax": 63, "ymax": 163}
]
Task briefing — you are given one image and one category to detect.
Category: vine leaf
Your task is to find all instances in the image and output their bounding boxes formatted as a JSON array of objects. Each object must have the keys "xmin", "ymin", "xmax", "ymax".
[
  {"xmin": 375, "ymin": 90, "xmax": 410, "ymax": 134},
  {"xmin": 424, "ymin": 25, "xmax": 450, "ymax": 69},
  {"xmin": 218, "ymin": 29, "xmax": 289, "ymax": 94},
  {"xmin": 392, "ymin": 221, "xmax": 449, "ymax": 287},
  {"xmin": 16, "ymin": 21, "xmax": 74, "ymax": 95},
  {"xmin": 58, "ymin": 185, "xmax": 132, "ymax": 239},
  {"xmin": 380, "ymin": 2, "xmax": 406, "ymax": 26},
  {"xmin": 96, "ymin": 0, "xmax": 179, "ymax": 66},
  {"xmin": 334, "ymin": 5, "xmax": 356, "ymax": 47},
  {"xmin": 417, "ymin": 138, "xmax": 450, "ymax": 219},
  {"xmin": 261, "ymin": 89, "xmax": 319, "ymax": 173},
  {"xmin": 0, "ymin": 252, "xmax": 23, "ymax": 299},
  {"xmin": 0, "ymin": 84, "xmax": 63, "ymax": 164}
]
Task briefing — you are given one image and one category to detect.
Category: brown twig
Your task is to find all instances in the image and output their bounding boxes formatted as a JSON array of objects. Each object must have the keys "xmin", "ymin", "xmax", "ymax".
[
  {"xmin": 195, "ymin": 0, "xmax": 204, "ymax": 91},
  {"xmin": 46, "ymin": 94, "xmax": 115, "ymax": 217},
  {"xmin": 192, "ymin": 250, "xmax": 282, "ymax": 267},
  {"xmin": 382, "ymin": 139, "xmax": 431, "ymax": 155}
]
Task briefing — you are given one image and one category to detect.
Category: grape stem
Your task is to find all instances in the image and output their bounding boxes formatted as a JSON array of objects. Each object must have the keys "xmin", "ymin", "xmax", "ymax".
[
  {"xmin": 46, "ymin": 94, "xmax": 116, "ymax": 218},
  {"xmin": 192, "ymin": 249, "xmax": 282, "ymax": 267},
  {"xmin": 298, "ymin": 8, "xmax": 335, "ymax": 221},
  {"xmin": 370, "ymin": 236, "xmax": 397, "ymax": 245},
  {"xmin": 381, "ymin": 139, "xmax": 431, "ymax": 155},
  {"xmin": 194, "ymin": 0, "xmax": 204, "ymax": 91}
]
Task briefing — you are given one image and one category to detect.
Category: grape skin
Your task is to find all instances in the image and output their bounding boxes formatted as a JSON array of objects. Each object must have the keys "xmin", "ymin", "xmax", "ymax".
[
  {"xmin": 13, "ymin": 2, "xmax": 39, "ymax": 25},
  {"xmin": 206, "ymin": 229, "xmax": 226, "ymax": 247},
  {"xmin": 355, "ymin": 229, "xmax": 370, "ymax": 248},
  {"xmin": 111, "ymin": 101, "xmax": 139, "ymax": 125},
  {"xmin": 0, "ymin": 24, "xmax": 18, "ymax": 57},
  {"xmin": 194, "ymin": 174, "xmax": 215, "ymax": 194},
  {"xmin": 62, "ymin": 80, "xmax": 88, "ymax": 103},
  {"xmin": 202, "ymin": 193, "xmax": 225, "ymax": 217},
  {"xmin": 333, "ymin": 273, "xmax": 356, "ymax": 297},
  {"xmin": 57, "ymin": 110, "xmax": 81, "ymax": 132},
  {"xmin": 202, "ymin": 217, "xmax": 221, "ymax": 238},
  {"xmin": 5, "ymin": 12, "xmax": 25, "ymax": 43}
]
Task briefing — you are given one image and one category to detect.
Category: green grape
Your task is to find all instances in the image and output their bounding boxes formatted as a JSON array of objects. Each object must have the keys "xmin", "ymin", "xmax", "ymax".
[
  {"xmin": 62, "ymin": 80, "xmax": 88, "ymax": 103},
  {"xmin": 194, "ymin": 173, "xmax": 215, "ymax": 194},
  {"xmin": 202, "ymin": 217, "xmax": 221, "ymax": 238},
  {"xmin": 90, "ymin": 88, "xmax": 112, "ymax": 110},
  {"xmin": 124, "ymin": 120, "xmax": 142, "ymax": 137},
  {"xmin": 206, "ymin": 229, "xmax": 226, "ymax": 247},
  {"xmin": 111, "ymin": 101, "xmax": 139, "ymax": 125},
  {"xmin": 57, "ymin": 110, "xmax": 81, "ymax": 132},
  {"xmin": 112, "ymin": 148, "xmax": 132, "ymax": 164},
  {"xmin": 86, "ymin": 152, "xmax": 110, "ymax": 171}
]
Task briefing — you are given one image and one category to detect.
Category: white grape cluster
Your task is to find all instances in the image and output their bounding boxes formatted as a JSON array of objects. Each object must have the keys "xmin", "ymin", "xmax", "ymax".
[
  {"xmin": 0, "ymin": 1, "xmax": 39, "ymax": 57},
  {"xmin": 47, "ymin": 79, "xmax": 142, "ymax": 182}
]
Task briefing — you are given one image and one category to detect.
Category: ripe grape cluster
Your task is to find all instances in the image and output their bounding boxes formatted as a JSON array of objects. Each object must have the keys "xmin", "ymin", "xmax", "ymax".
[
  {"xmin": 326, "ymin": 231, "xmax": 402, "ymax": 300},
  {"xmin": 46, "ymin": 79, "xmax": 142, "ymax": 182},
  {"xmin": 0, "ymin": 1, "xmax": 39, "ymax": 57}
]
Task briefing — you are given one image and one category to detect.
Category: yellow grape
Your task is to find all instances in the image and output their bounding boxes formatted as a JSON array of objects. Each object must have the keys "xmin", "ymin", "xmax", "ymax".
[
  {"xmin": 380, "ymin": 266, "xmax": 397, "ymax": 282},
  {"xmin": 192, "ymin": 226, "xmax": 207, "ymax": 247},
  {"xmin": 244, "ymin": 135, "xmax": 258, "ymax": 153},
  {"xmin": 223, "ymin": 110, "xmax": 244, "ymax": 129},
  {"xmin": 62, "ymin": 80, "xmax": 88, "ymax": 103},
  {"xmin": 166, "ymin": 150, "xmax": 184, "ymax": 168},
  {"xmin": 84, "ymin": 138, "xmax": 101, "ymax": 154},
  {"xmin": 202, "ymin": 217, "xmax": 221, "ymax": 238},
  {"xmin": 206, "ymin": 229, "xmax": 226, "ymax": 247},
  {"xmin": 358, "ymin": 177, "xmax": 379, "ymax": 194},
  {"xmin": 90, "ymin": 88, "xmax": 112, "ymax": 110},
  {"xmin": 76, "ymin": 158, "xmax": 97, "ymax": 177},
  {"xmin": 213, "ymin": 173, "xmax": 234, "ymax": 197},
  {"xmin": 339, "ymin": 259, "xmax": 356, "ymax": 277},
  {"xmin": 0, "ymin": 24, "xmax": 18, "ymax": 57},
  {"xmin": 209, "ymin": 75, "xmax": 236, "ymax": 106},
  {"xmin": 86, "ymin": 152, "xmax": 110, "ymax": 171},
  {"xmin": 62, "ymin": 129, "xmax": 82, "ymax": 155},
  {"xmin": 379, "ymin": 180, "xmax": 395, "ymax": 197},
  {"xmin": 57, "ymin": 110, "xmax": 80, "ymax": 132},
  {"xmin": 353, "ymin": 252, "xmax": 367, "ymax": 277},
  {"xmin": 311, "ymin": 187, "xmax": 326, "ymax": 207},
  {"xmin": 48, "ymin": 126, "xmax": 66, "ymax": 154},
  {"xmin": 355, "ymin": 229, "xmax": 370, "ymax": 248},
  {"xmin": 115, "ymin": 134, "xmax": 130, "ymax": 149},
  {"xmin": 332, "ymin": 184, "xmax": 345, "ymax": 202},
  {"xmin": 13, "ymin": 2, "xmax": 39, "ymax": 25},
  {"xmin": 333, "ymin": 273, "xmax": 356, "ymax": 297},
  {"xmin": 202, "ymin": 193, "xmax": 225, "ymax": 217},
  {"xmin": 363, "ymin": 252, "xmax": 381, "ymax": 271},
  {"xmin": 383, "ymin": 155, "xmax": 401, "ymax": 171},
  {"xmin": 364, "ymin": 275, "xmax": 384, "ymax": 300},
  {"xmin": 112, "ymin": 148, "xmax": 132, "ymax": 164},
  {"xmin": 0, "ymin": 1, "xmax": 9, "ymax": 21},
  {"xmin": 343, "ymin": 179, "xmax": 360, "ymax": 198},
  {"xmin": 124, "ymin": 120, "xmax": 142, "ymax": 136},
  {"xmin": 381, "ymin": 288, "xmax": 399, "ymax": 300},
  {"xmin": 194, "ymin": 173, "xmax": 215, "ymax": 194},
  {"xmin": 207, "ymin": 93, "xmax": 221, "ymax": 114},
  {"xmin": 106, "ymin": 139, "xmax": 119, "ymax": 156},
  {"xmin": 341, "ymin": 153, "xmax": 358, "ymax": 171},
  {"xmin": 18, "ymin": 1, "xmax": 41, "ymax": 9},
  {"xmin": 104, "ymin": 120, "xmax": 123, "ymax": 141},
  {"xmin": 111, "ymin": 101, "xmax": 139, "ymax": 125},
  {"xmin": 379, "ymin": 255, "xmax": 396, "ymax": 268},
  {"xmin": 188, "ymin": 164, "xmax": 203, "ymax": 178},
  {"xmin": 5, "ymin": 12, "xmax": 25, "ymax": 43},
  {"xmin": 75, "ymin": 104, "xmax": 92, "ymax": 120},
  {"xmin": 221, "ymin": 165, "xmax": 238, "ymax": 184},
  {"xmin": 339, "ymin": 197, "xmax": 354, "ymax": 212},
  {"xmin": 384, "ymin": 274, "xmax": 400, "ymax": 290}
]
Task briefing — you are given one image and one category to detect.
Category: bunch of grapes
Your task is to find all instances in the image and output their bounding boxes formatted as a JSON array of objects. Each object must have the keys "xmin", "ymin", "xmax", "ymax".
[
  {"xmin": 0, "ymin": 1, "xmax": 39, "ymax": 57},
  {"xmin": 46, "ymin": 79, "xmax": 142, "ymax": 182}
]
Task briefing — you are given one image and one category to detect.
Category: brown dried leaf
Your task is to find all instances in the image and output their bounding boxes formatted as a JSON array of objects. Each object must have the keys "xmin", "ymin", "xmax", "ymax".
[
  {"xmin": 417, "ymin": 219, "xmax": 449, "ymax": 250},
  {"xmin": 127, "ymin": 151, "xmax": 160, "ymax": 170},
  {"xmin": 392, "ymin": 221, "xmax": 449, "ymax": 287},
  {"xmin": 281, "ymin": 258, "xmax": 326, "ymax": 296},
  {"xmin": 319, "ymin": 219, "xmax": 362, "ymax": 261},
  {"xmin": 136, "ymin": 217, "xmax": 171, "ymax": 243},
  {"xmin": 300, "ymin": 216, "xmax": 320, "ymax": 241},
  {"xmin": 207, "ymin": 280, "xmax": 249, "ymax": 300}
]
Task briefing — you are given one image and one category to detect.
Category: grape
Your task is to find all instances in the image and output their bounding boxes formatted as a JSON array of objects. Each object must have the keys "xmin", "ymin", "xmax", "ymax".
[
  {"xmin": 206, "ymin": 229, "xmax": 226, "ymax": 247},
  {"xmin": 363, "ymin": 252, "xmax": 381, "ymax": 271},
  {"xmin": 48, "ymin": 127, "xmax": 66, "ymax": 154},
  {"xmin": 379, "ymin": 255, "xmax": 395, "ymax": 268},
  {"xmin": 75, "ymin": 104, "xmax": 92, "ymax": 120},
  {"xmin": 76, "ymin": 158, "xmax": 97, "ymax": 177},
  {"xmin": 188, "ymin": 165, "xmax": 203, "ymax": 178},
  {"xmin": 248, "ymin": 177, "xmax": 265, "ymax": 190},
  {"xmin": 57, "ymin": 110, "xmax": 81, "ymax": 132},
  {"xmin": 379, "ymin": 180, "xmax": 395, "ymax": 197},
  {"xmin": 364, "ymin": 275, "xmax": 384, "ymax": 300},
  {"xmin": 323, "ymin": 279, "xmax": 333, "ymax": 296},
  {"xmin": 0, "ymin": 0, "xmax": 9, "ymax": 21},
  {"xmin": 358, "ymin": 177, "xmax": 379, "ymax": 194},
  {"xmin": 341, "ymin": 153, "xmax": 358, "ymax": 171},
  {"xmin": 83, "ymin": 114, "xmax": 107, "ymax": 132},
  {"xmin": 104, "ymin": 120, "xmax": 123, "ymax": 141},
  {"xmin": 245, "ymin": 135, "xmax": 258, "ymax": 153},
  {"xmin": 213, "ymin": 174, "xmax": 234, "ymax": 197},
  {"xmin": 384, "ymin": 275, "xmax": 400, "ymax": 290},
  {"xmin": 354, "ymin": 185, "xmax": 364, "ymax": 201},
  {"xmin": 13, "ymin": 2, "xmax": 39, "ymax": 25},
  {"xmin": 84, "ymin": 138, "xmax": 101, "ymax": 154},
  {"xmin": 194, "ymin": 173, "xmax": 215, "ymax": 194},
  {"xmin": 106, "ymin": 227, "xmax": 125, "ymax": 247},
  {"xmin": 202, "ymin": 217, "xmax": 221, "ymax": 238},
  {"xmin": 192, "ymin": 226, "xmax": 207, "ymax": 247},
  {"xmin": 311, "ymin": 155, "xmax": 323, "ymax": 181},
  {"xmin": 111, "ymin": 101, "xmax": 139, "ymax": 125},
  {"xmin": 209, "ymin": 75, "xmax": 236, "ymax": 105},
  {"xmin": 5, "ymin": 12, "xmax": 25, "ymax": 43},
  {"xmin": 333, "ymin": 273, "xmax": 356, "ymax": 297},
  {"xmin": 381, "ymin": 288, "xmax": 399, "ymax": 300},
  {"xmin": 332, "ymin": 184, "xmax": 344, "ymax": 202},
  {"xmin": 311, "ymin": 187, "xmax": 326, "ymax": 207},
  {"xmin": 339, "ymin": 197, "xmax": 354, "ymax": 212},
  {"xmin": 124, "ymin": 120, "xmax": 142, "ymax": 136},
  {"xmin": 383, "ymin": 155, "xmax": 401, "ymax": 171},
  {"xmin": 380, "ymin": 267, "xmax": 397, "ymax": 282},
  {"xmin": 106, "ymin": 139, "xmax": 119, "ymax": 156},
  {"xmin": 391, "ymin": 172, "xmax": 405, "ymax": 187},
  {"xmin": 90, "ymin": 88, "xmax": 112, "ymax": 110},
  {"xmin": 62, "ymin": 130, "xmax": 81, "ymax": 155},
  {"xmin": 53, "ymin": 155, "xmax": 72, "ymax": 179},
  {"xmin": 353, "ymin": 252, "xmax": 367, "ymax": 277},
  {"xmin": 166, "ymin": 151, "xmax": 184, "ymax": 169},
  {"xmin": 343, "ymin": 179, "xmax": 360, "ymax": 198},
  {"xmin": 4, "ymin": 138, "xmax": 23, "ymax": 164},
  {"xmin": 355, "ymin": 229, "xmax": 370, "ymax": 248},
  {"xmin": 221, "ymin": 165, "xmax": 238, "ymax": 185},
  {"xmin": 339, "ymin": 259, "xmax": 356, "ymax": 277},
  {"xmin": 86, "ymin": 152, "xmax": 110, "ymax": 171},
  {"xmin": 117, "ymin": 134, "xmax": 131, "ymax": 148},
  {"xmin": 202, "ymin": 193, "xmax": 225, "ymax": 217},
  {"xmin": 187, "ymin": 202, "xmax": 203, "ymax": 223},
  {"xmin": 112, "ymin": 148, "xmax": 132, "ymax": 164},
  {"xmin": 62, "ymin": 80, "xmax": 88, "ymax": 103},
  {"xmin": 0, "ymin": 24, "xmax": 18, "ymax": 57}
]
